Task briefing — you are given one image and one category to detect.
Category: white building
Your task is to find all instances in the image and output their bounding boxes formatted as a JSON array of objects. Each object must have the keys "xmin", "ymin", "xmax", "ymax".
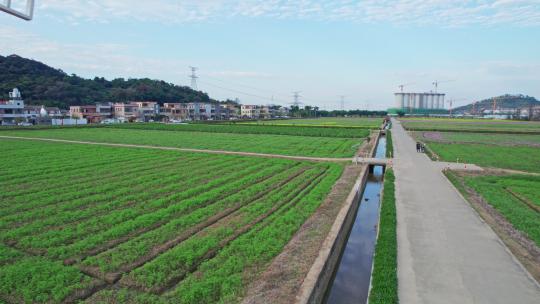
[
  {"xmin": 241, "ymin": 105, "xmax": 260, "ymax": 119},
  {"xmin": 395, "ymin": 92, "xmax": 446, "ymax": 110},
  {"xmin": 0, "ymin": 88, "xmax": 30, "ymax": 125}
]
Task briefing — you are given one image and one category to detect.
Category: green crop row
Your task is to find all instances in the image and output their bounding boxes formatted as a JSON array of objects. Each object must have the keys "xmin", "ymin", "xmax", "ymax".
[
  {"xmin": 107, "ymin": 122, "xmax": 370, "ymax": 138},
  {"xmin": 80, "ymin": 163, "xmax": 306, "ymax": 274},
  {"xmin": 427, "ymin": 142, "xmax": 540, "ymax": 173},
  {"xmin": 0, "ymin": 256, "xmax": 93, "ymax": 303},
  {"xmin": 123, "ymin": 166, "xmax": 327, "ymax": 291},
  {"xmin": 461, "ymin": 175, "xmax": 540, "ymax": 246},
  {"xmin": 13, "ymin": 161, "xmax": 276, "ymax": 259},
  {"xmin": 0, "ymin": 128, "xmax": 361, "ymax": 157},
  {"xmin": 368, "ymin": 169, "xmax": 398, "ymax": 304},
  {"xmin": 163, "ymin": 164, "xmax": 343, "ymax": 303},
  {"xmin": 0, "ymin": 156, "xmax": 239, "ymax": 229},
  {"xmin": 0, "ymin": 155, "xmax": 208, "ymax": 216}
]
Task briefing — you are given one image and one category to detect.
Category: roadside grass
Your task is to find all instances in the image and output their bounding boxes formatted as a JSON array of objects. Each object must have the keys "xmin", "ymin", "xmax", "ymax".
[
  {"xmin": 0, "ymin": 128, "xmax": 361, "ymax": 158},
  {"xmin": 368, "ymin": 169, "xmax": 398, "ymax": 304},
  {"xmin": 386, "ymin": 130, "xmax": 393, "ymax": 158},
  {"xmin": 427, "ymin": 142, "xmax": 540, "ymax": 173},
  {"xmin": 446, "ymin": 171, "xmax": 540, "ymax": 247}
]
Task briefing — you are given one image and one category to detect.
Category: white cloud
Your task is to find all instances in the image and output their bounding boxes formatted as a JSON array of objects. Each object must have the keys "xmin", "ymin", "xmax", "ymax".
[{"xmin": 36, "ymin": 0, "xmax": 540, "ymax": 27}]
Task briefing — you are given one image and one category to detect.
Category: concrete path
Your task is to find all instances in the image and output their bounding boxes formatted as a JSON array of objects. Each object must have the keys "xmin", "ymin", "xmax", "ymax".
[{"xmin": 391, "ymin": 119, "xmax": 540, "ymax": 304}]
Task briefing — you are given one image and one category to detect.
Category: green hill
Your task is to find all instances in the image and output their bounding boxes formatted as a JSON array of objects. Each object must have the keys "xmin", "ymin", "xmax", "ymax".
[
  {"xmin": 0, "ymin": 54, "xmax": 214, "ymax": 109},
  {"xmin": 454, "ymin": 94, "xmax": 539, "ymax": 114}
]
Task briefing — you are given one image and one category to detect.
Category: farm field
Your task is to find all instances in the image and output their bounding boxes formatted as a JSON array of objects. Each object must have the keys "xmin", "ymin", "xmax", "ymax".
[
  {"xmin": 414, "ymin": 133, "xmax": 540, "ymax": 173},
  {"xmin": 0, "ymin": 138, "xmax": 344, "ymax": 303},
  {"xmin": 447, "ymin": 172, "xmax": 540, "ymax": 247},
  {"xmin": 107, "ymin": 123, "xmax": 370, "ymax": 138},
  {"xmin": 238, "ymin": 117, "xmax": 383, "ymax": 128},
  {"xmin": 0, "ymin": 128, "xmax": 362, "ymax": 158},
  {"xmin": 401, "ymin": 118, "xmax": 540, "ymax": 133}
]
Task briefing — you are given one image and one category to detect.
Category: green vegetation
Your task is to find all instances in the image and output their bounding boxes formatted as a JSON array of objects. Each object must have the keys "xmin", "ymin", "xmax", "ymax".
[
  {"xmin": 0, "ymin": 139, "xmax": 343, "ymax": 303},
  {"xmin": 386, "ymin": 130, "xmax": 393, "ymax": 158},
  {"xmin": 239, "ymin": 117, "xmax": 382, "ymax": 128},
  {"xmin": 428, "ymin": 142, "xmax": 540, "ymax": 173},
  {"xmin": 401, "ymin": 118, "xmax": 540, "ymax": 134},
  {"xmin": 0, "ymin": 128, "xmax": 361, "ymax": 157},
  {"xmin": 416, "ymin": 131, "xmax": 540, "ymax": 146},
  {"xmin": 369, "ymin": 169, "xmax": 398, "ymax": 304},
  {"xmin": 447, "ymin": 173, "xmax": 540, "ymax": 247},
  {"xmin": 452, "ymin": 94, "xmax": 540, "ymax": 114},
  {"xmin": 108, "ymin": 122, "xmax": 370, "ymax": 138},
  {"xmin": 0, "ymin": 54, "xmax": 213, "ymax": 108}
]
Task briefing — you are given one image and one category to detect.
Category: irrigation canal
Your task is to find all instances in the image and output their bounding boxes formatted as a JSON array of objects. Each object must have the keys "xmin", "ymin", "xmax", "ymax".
[{"xmin": 324, "ymin": 135, "xmax": 387, "ymax": 304}]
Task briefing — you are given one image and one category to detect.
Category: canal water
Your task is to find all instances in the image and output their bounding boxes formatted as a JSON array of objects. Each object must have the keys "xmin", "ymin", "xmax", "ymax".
[{"xmin": 324, "ymin": 135, "xmax": 386, "ymax": 304}]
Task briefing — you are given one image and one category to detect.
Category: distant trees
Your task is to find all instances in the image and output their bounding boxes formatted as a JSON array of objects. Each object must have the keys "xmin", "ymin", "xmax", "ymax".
[{"xmin": 0, "ymin": 54, "xmax": 214, "ymax": 109}]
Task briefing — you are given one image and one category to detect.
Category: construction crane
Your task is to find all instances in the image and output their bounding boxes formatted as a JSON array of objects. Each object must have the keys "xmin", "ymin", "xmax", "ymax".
[
  {"xmin": 432, "ymin": 80, "xmax": 455, "ymax": 93},
  {"xmin": 492, "ymin": 96, "xmax": 498, "ymax": 115},
  {"xmin": 398, "ymin": 83, "xmax": 415, "ymax": 92}
]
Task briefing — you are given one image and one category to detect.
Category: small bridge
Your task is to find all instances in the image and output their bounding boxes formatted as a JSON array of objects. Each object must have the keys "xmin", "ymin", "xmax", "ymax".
[{"xmin": 352, "ymin": 157, "xmax": 390, "ymax": 166}]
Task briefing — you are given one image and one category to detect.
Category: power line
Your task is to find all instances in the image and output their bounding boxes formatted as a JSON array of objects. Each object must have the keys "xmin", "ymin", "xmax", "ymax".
[{"xmin": 198, "ymin": 80, "xmax": 289, "ymax": 104}]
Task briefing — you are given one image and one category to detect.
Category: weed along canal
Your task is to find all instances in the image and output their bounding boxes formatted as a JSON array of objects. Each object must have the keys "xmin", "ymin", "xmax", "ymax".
[{"xmin": 324, "ymin": 134, "xmax": 387, "ymax": 304}]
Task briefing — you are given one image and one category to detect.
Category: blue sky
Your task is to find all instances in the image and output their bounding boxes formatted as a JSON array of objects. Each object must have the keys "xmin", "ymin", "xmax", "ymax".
[{"xmin": 1, "ymin": 0, "xmax": 539, "ymax": 110}]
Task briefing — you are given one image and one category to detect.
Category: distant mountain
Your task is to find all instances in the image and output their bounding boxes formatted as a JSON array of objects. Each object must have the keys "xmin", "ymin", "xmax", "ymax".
[
  {"xmin": 453, "ymin": 94, "xmax": 540, "ymax": 114},
  {"xmin": 0, "ymin": 54, "xmax": 214, "ymax": 109}
]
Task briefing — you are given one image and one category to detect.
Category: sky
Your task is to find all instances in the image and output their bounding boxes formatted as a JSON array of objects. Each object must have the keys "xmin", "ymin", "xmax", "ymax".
[{"xmin": 1, "ymin": 0, "xmax": 540, "ymax": 110}]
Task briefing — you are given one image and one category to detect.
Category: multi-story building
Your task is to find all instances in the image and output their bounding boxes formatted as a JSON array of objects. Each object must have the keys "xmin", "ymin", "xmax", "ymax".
[
  {"xmin": 185, "ymin": 102, "xmax": 220, "ymax": 120},
  {"xmin": 162, "ymin": 103, "xmax": 188, "ymax": 121},
  {"xmin": 241, "ymin": 105, "xmax": 260, "ymax": 119},
  {"xmin": 219, "ymin": 103, "xmax": 240, "ymax": 120},
  {"xmin": 70, "ymin": 102, "xmax": 113, "ymax": 123},
  {"xmin": 0, "ymin": 88, "xmax": 30, "ymax": 125},
  {"xmin": 113, "ymin": 103, "xmax": 138, "ymax": 122},
  {"xmin": 131, "ymin": 101, "xmax": 160, "ymax": 122}
]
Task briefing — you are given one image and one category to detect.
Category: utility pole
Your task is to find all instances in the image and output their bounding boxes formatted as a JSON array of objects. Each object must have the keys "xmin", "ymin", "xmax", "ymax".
[{"xmin": 492, "ymin": 97, "xmax": 497, "ymax": 116}]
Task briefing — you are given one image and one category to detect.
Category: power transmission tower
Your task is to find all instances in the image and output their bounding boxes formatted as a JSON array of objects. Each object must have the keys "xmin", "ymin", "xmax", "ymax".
[
  {"xmin": 292, "ymin": 91, "xmax": 302, "ymax": 107},
  {"xmin": 189, "ymin": 66, "xmax": 198, "ymax": 90},
  {"xmin": 339, "ymin": 95, "xmax": 345, "ymax": 111}
]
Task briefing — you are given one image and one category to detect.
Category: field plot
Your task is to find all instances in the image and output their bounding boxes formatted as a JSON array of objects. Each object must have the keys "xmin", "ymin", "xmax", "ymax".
[
  {"xmin": 107, "ymin": 123, "xmax": 370, "ymax": 138},
  {"xmin": 457, "ymin": 174, "xmax": 540, "ymax": 246},
  {"xmin": 414, "ymin": 130, "xmax": 540, "ymax": 173},
  {"xmin": 238, "ymin": 117, "xmax": 382, "ymax": 128},
  {"xmin": 401, "ymin": 118, "xmax": 540, "ymax": 133},
  {"xmin": 0, "ymin": 128, "xmax": 361, "ymax": 158},
  {"xmin": 0, "ymin": 139, "xmax": 343, "ymax": 303}
]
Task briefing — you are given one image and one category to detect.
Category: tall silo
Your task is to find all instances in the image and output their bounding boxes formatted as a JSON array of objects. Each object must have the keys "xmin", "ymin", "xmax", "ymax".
[
  {"xmin": 395, "ymin": 93, "xmax": 405, "ymax": 109},
  {"xmin": 439, "ymin": 94, "xmax": 445, "ymax": 109}
]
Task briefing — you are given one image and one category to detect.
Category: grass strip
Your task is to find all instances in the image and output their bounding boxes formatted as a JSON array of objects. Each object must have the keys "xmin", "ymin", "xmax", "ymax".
[{"xmin": 369, "ymin": 168, "xmax": 398, "ymax": 304}]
